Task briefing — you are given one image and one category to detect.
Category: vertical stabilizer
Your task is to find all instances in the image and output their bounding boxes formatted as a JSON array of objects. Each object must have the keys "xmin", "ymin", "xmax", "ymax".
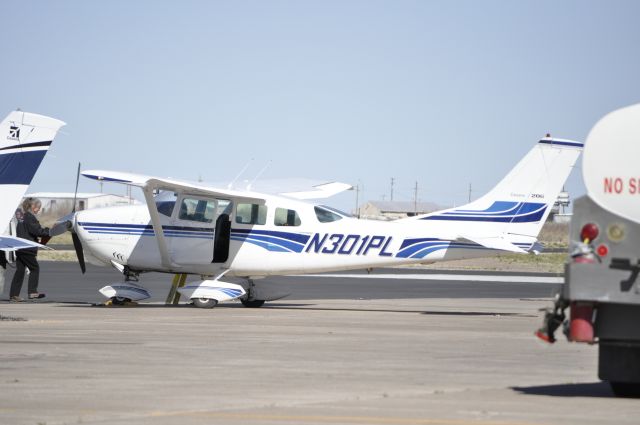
[{"xmin": 413, "ymin": 137, "xmax": 583, "ymax": 243}]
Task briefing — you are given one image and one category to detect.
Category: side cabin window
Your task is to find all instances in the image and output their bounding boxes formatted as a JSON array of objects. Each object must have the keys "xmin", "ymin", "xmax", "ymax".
[
  {"xmin": 314, "ymin": 206, "xmax": 344, "ymax": 223},
  {"xmin": 236, "ymin": 203, "xmax": 267, "ymax": 225},
  {"xmin": 217, "ymin": 199, "xmax": 233, "ymax": 216},
  {"xmin": 157, "ymin": 201, "xmax": 176, "ymax": 217},
  {"xmin": 179, "ymin": 198, "xmax": 216, "ymax": 223},
  {"xmin": 155, "ymin": 191, "xmax": 177, "ymax": 217},
  {"xmin": 274, "ymin": 208, "xmax": 301, "ymax": 226}
]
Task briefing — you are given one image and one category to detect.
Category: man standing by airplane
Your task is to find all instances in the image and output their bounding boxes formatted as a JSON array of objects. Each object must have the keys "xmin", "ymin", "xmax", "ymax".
[{"xmin": 9, "ymin": 198, "xmax": 50, "ymax": 302}]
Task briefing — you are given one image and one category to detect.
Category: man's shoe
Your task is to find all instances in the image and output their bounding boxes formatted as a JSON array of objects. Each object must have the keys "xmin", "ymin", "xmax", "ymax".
[
  {"xmin": 28, "ymin": 293, "xmax": 45, "ymax": 299},
  {"xmin": 9, "ymin": 296, "xmax": 24, "ymax": 302}
]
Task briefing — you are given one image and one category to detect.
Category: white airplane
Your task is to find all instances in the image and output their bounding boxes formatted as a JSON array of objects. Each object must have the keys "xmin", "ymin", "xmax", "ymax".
[
  {"xmin": 63, "ymin": 137, "xmax": 582, "ymax": 308},
  {"xmin": 0, "ymin": 110, "xmax": 65, "ymax": 251}
]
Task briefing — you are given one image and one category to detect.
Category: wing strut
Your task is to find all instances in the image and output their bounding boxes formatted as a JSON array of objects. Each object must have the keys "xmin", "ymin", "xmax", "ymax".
[{"xmin": 142, "ymin": 181, "xmax": 176, "ymax": 269}]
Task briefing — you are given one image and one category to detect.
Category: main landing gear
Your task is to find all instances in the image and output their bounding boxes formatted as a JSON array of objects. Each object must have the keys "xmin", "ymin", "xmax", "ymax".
[
  {"xmin": 98, "ymin": 267, "xmax": 275, "ymax": 309},
  {"xmin": 181, "ymin": 277, "xmax": 269, "ymax": 309}
]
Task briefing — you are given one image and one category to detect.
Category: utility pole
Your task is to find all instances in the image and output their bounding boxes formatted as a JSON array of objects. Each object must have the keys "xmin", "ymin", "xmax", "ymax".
[
  {"xmin": 354, "ymin": 183, "xmax": 360, "ymax": 218},
  {"xmin": 413, "ymin": 181, "xmax": 418, "ymax": 214},
  {"xmin": 390, "ymin": 177, "xmax": 395, "ymax": 202},
  {"xmin": 468, "ymin": 183, "xmax": 472, "ymax": 203}
]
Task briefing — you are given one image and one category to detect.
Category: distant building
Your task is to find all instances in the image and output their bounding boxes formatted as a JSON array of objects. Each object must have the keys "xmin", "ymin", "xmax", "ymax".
[
  {"xmin": 359, "ymin": 201, "xmax": 442, "ymax": 220},
  {"xmin": 24, "ymin": 192, "xmax": 140, "ymax": 216},
  {"xmin": 551, "ymin": 190, "xmax": 572, "ymax": 223}
]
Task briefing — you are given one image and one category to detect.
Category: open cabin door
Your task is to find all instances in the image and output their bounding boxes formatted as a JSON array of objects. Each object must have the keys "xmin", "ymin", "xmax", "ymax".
[{"xmin": 166, "ymin": 195, "xmax": 231, "ymax": 265}]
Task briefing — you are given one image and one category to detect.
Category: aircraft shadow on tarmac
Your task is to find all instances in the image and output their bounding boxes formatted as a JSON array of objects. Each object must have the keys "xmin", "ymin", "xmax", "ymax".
[{"xmin": 512, "ymin": 382, "xmax": 614, "ymax": 398}]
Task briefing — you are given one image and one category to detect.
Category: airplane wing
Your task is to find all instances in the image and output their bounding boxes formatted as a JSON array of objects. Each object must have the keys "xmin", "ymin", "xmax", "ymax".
[
  {"xmin": 83, "ymin": 170, "xmax": 353, "ymax": 200},
  {"xmin": 457, "ymin": 235, "xmax": 528, "ymax": 254},
  {"xmin": 82, "ymin": 170, "xmax": 266, "ymax": 202},
  {"xmin": 0, "ymin": 235, "xmax": 51, "ymax": 251}
]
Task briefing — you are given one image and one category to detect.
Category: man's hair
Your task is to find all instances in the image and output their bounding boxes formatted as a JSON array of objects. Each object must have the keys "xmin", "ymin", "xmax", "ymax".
[{"xmin": 22, "ymin": 197, "xmax": 42, "ymax": 212}]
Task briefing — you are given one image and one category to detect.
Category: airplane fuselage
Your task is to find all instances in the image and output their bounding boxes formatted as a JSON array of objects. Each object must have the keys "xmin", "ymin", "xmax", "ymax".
[{"xmin": 73, "ymin": 195, "xmax": 525, "ymax": 278}]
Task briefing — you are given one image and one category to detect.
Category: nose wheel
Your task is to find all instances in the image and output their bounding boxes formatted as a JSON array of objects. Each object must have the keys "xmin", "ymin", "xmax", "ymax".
[{"xmin": 105, "ymin": 296, "xmax": 136, "ymax": 306}]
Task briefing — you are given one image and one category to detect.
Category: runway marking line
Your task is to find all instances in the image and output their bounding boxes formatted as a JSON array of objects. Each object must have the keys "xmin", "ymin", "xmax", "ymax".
[{"xmin": 150, "ymin": 411, "xmax": 536, "ymax": 425}]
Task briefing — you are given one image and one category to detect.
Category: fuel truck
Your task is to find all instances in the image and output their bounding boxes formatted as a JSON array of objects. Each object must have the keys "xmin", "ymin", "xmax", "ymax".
[{"xmin": 537, "ymin": 103, "xmax": 640, "ymax": 397}]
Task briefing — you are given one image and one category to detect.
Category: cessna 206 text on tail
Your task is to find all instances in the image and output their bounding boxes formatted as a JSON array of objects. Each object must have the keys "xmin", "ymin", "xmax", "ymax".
[
  {"xmin": 63, "ymin": 137, "xmax": 582, "ymax": 308},
  {"xmin": 0, "ymin": 110, "xmax": 65, "ymax": 251}
]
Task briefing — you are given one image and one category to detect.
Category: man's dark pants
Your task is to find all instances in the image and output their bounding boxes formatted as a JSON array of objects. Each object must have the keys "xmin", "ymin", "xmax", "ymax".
[{"xmin": 9, "ymin": 252, "xmax": 40, "ymax": 297}]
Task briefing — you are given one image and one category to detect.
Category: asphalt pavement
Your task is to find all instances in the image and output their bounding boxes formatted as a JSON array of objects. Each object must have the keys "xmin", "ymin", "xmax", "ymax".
[
  {"xmin": 1, "ymin": 262, "xmax": 636, "ymax": 425},
  {"xmin": 1, "ymin": 261, "xmax": 563, "ymax": 304}
]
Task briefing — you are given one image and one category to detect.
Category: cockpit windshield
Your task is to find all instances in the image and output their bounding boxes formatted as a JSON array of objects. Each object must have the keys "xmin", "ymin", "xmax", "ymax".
[{"xmin": 314, "ymin": 205, "xmax": 349, "ymax": 223}]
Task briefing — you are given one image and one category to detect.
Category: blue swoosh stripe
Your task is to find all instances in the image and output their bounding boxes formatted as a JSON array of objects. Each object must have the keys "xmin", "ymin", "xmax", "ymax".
[
  {"xmin": 397, "ymin": 239, "xmax": 535, "ymax": 258},
  {"xmin": 230, "ymin": 232, "xmax": 306, "ymax": 252},
  {"xmin": 443, "ymin": 202, "xmax": 545, "ymax": 216},
  {"xmin": 231, "ymin": 228, "xmax": 310, "ymax": 244},
  {"xmin": 230, "ymin": 229, "xmax": 310, "ymax": 253},
  {"xmin": 230, "ymin": 236, "xmax": 293, "ymax": 252},
  {"xmin": 423, "ymin": 204, "xmax": 546, "ymax": 223}
]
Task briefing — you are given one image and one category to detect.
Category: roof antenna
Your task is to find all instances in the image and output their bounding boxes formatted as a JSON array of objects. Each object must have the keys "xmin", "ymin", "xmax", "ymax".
[
  {"xmin": 228, "ymin": 158, "xmax": 254, "ymax": 189},
  {"xmin": 247, "ymin": 160, "xmax": 272, "ymax": 191}
]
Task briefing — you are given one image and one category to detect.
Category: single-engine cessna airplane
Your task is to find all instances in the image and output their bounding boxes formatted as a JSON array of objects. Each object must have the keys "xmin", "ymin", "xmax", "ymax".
[
  {"xmin": 61, "ymin": 136, "xmax": 582, "ymax": 308},
  {"xmin": 0, "ymin": 110, "xmax": 65, "ymax": 251}
]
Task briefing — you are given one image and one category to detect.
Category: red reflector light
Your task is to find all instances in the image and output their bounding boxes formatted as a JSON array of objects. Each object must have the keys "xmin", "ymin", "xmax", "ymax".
[
  {"xmin": 580, "ymin": 223, "xmax": 599, "ymax": 242},
  {"xmin": 597, "ymin": 244, "xmax": 609, "ymax": 257}
]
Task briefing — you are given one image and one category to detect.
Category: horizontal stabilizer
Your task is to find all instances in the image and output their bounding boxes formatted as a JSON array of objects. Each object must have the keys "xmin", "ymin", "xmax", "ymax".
[
  {"xmin": 458, "ymin": 235, "xmax": 527, "ymax": 253},
  {"xmin": 0, "ymin": 235, "xmax": 51, "ymax": 252}
]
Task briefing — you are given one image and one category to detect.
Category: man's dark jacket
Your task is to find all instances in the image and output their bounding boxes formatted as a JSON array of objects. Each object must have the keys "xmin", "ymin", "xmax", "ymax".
[{"xmin": 16, "ymin": 212, "xmax": 49, "ymax": 255}]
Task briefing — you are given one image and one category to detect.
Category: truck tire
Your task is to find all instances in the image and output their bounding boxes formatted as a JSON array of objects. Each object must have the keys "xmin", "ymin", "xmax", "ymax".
[
  {"xmin": 241, "ymin": 299, "xmax": 265, "ymax": 308},
  {"xmin": 609, "ymin": 382, "xmax": 640, "ymax": 398},
  {"xmin": 599, "ymin": 342, "xmax": 640, "ymax": 397}
]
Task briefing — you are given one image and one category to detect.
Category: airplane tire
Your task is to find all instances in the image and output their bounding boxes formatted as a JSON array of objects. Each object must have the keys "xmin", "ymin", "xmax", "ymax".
[
  {"xmin": 192, "ymin": 298, "xmax": 218, "ymax": 309},
  {"xmin": 241, "ymin": 299, "xmax": 265, "ymax": 308},
  {"xmin": 111, "ymin": 296, "xmax": 131, "ymax": 306}
]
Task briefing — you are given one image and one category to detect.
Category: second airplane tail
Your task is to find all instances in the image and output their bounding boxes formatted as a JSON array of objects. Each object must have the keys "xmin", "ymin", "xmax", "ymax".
[{"xmin": 0, "ymin": 110, "xmax": 66, "ymax": 235}]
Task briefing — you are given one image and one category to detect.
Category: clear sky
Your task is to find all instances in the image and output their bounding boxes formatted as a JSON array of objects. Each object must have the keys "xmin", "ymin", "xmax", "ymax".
[{"xmin": 3, "ymin": 0, "xmax": 640, "ymax": 212}]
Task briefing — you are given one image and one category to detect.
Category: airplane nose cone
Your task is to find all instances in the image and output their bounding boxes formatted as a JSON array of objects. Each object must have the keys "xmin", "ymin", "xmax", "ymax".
[{"xmin": 50, "ymin": 212, "xmax": 77, "ymax": 237}]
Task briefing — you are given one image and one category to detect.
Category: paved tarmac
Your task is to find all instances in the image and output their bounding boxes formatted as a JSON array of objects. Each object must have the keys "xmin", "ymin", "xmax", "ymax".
[
  {"xmin": 1, "ymin": 262, "xmax": 562, "ymax": 304},
  {"xmin": 1, "ymin": 262, "xmax": 638, "ymax": 425}
]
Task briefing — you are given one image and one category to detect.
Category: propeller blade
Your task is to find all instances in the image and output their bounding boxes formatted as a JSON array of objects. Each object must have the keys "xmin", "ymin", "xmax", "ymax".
[{"xmin": 71, "ymin": 231, "xmax": 86, "ymax": 274}]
